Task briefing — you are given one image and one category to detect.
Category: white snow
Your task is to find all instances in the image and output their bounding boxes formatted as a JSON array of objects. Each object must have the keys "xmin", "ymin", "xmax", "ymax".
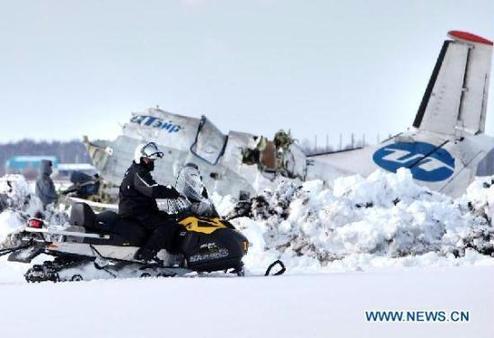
[
  {"xmin": 0, "ymin": 210, "xmax": 23, "ymax": 242},
  {"xmin": 0, "ymin": 170, "xmax": 493, "ymax": 337},
  {"xmin": 0, "ymin": 266, "xmax": 491, "ymax": 338},
  {"xmin": 212, "ymin": 169, "xmax": 494, "ymax": 274},
  {"xmin": 0, "ymin": 174, "xmax": 42, "ymax": 215}
]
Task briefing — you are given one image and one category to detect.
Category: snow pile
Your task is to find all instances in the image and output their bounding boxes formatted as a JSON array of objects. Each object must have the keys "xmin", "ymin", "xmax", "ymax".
[
  {"xmin": 463, "ymin": 177, "xmax": 494, "ymax": 222},
  {"xmin": 0, "ymin": 175, "xmax": 40, "ymax": 245},
  {"xmin": 216, "ymin": 169, "xmax": 494, "ymax": 273},
  {"xmin": 0, "ymin": 174, "xmax": 42, "ymax": 215},
  {"xmin": 0, "ymin": 210, "xmax": 24, "ymax": 243}
]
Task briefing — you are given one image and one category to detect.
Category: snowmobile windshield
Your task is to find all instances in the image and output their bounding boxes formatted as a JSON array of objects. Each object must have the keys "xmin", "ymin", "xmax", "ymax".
[{"xmin": 141, "ymin": 142, "xmax": 164, "ymax": 160}]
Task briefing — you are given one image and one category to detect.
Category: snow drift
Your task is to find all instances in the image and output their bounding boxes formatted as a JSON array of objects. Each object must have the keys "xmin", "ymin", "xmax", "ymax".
[{"xmin": 213, "ymin": 169, "xmax": 494, "ymax": 274}]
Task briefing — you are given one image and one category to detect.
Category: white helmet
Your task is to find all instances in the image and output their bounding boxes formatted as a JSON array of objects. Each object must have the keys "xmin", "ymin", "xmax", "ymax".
[{"xmin": 134, "ymin": 142, "xmax": 164, "ymax": 164}]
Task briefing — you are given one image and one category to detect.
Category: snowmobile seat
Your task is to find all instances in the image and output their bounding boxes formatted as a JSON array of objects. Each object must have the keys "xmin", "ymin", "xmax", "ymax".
[
  {"xmin": 70, "ymin": 203, "xmax": 118, "ymax": 233},
  {"xmin": 70, "ymin": 202, "xmax": 97, "ymax": 229},
  {"xmin": 95, "ymin": 210, "xmax": 119, "ymax": 233},
  {"xmin": 71, "ymin": 203, "xmax": 146, "ymax": 246}
]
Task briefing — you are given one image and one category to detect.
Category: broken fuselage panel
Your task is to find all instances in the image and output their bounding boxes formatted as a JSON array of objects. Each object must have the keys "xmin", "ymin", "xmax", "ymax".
[{"xmin": 84, "ymin": 108, "xmax": 308, "ymax": 199}]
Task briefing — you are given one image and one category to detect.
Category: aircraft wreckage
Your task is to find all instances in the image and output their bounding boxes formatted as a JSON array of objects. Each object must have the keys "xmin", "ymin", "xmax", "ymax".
[{"xmin": 84, "ymin": 31, "xmax": 494, "ymax": 199}]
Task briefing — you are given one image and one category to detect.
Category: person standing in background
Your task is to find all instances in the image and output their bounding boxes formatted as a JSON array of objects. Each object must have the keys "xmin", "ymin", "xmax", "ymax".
[{"xmin": 35, "ymin": 160, "xmax": 58, "ymax": 209}]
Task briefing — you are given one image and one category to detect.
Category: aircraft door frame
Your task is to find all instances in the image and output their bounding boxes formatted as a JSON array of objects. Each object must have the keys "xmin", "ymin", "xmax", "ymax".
[{"xmin": 190, "ymin": 116, "xmax": 228, "ymax": 165}]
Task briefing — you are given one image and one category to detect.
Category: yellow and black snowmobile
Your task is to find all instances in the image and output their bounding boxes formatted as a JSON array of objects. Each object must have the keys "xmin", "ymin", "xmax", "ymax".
[{"xmin": 4, "ymin": 203, "xmax": 251, "ymax": 282}]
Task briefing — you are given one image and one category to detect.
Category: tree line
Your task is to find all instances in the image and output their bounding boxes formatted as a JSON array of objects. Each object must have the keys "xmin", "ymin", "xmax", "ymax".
[{"xmin": 0, "ymin": 139, "xmax": 90, "ymax": 176}]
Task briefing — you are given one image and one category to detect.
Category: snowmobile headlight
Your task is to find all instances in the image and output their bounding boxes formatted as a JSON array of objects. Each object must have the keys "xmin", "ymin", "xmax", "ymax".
[{"xmin": 27, "ymin": 218, "xmax": 44, "ymax": 229}]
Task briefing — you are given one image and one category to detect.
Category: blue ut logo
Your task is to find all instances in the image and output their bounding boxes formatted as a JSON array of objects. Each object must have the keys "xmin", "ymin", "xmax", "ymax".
[
  {"xmin": 372, "ymin": 142, "xmax": 455, "ymax": 182},
  {"xmin": 130, "ymin": 115, "xmax": 182, "ymax": 133}
]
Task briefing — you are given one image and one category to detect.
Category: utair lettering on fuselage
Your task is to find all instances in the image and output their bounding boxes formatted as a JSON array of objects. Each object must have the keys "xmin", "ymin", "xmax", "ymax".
[
  {"xmin": 372, "ymin": 142, "xmax": 455, "ymax": 182},
  {"xmin": 130, "ymin": 115, "xmax": 183, "ymax": 133}
]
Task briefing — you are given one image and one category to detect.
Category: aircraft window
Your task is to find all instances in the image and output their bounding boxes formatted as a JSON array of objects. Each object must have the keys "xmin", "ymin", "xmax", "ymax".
[{"xmin": 190, "ymin": 116, "xmax": 227, "ymax": 165}]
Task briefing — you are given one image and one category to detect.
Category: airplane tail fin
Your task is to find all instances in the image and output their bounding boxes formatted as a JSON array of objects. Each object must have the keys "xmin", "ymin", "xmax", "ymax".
[{"xmin": 413, "ymin": 31, "xmax": 493, "ymax": 136}]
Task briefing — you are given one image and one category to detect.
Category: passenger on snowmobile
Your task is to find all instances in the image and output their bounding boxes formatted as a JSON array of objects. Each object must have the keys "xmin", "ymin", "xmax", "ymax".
[
  {"xmin": 119, "ymin": 142, "xmax": 183, "ymax": 262},
  {"xmin": 35, "ymin": 160, "xmax": 58, "ymax": 209},
  {"xmin": 175, "ymin": 163, "xmax": 218, "ymax": 217}
]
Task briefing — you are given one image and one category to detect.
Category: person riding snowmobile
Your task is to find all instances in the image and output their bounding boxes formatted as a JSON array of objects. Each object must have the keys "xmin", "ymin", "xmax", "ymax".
[{"xmin": 118, "ymin": 142, "xmax": 183, "ymax": 262}]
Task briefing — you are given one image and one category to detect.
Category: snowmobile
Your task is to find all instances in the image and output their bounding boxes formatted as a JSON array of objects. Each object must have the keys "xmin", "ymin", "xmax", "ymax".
[
  {"xmin": 61, "ymin": 171, "xmax": 117, "ymax": 204},
  {"xmin": 0, "ymin": 162, "xmax": 285, "ymax": 282},
  {"xmin": 3, "ymin": 202, "xmax": 250, "ymax": 282},
  {"xmin": 62, "ymin": 171, "xmax": 101, "ymax": 199}
]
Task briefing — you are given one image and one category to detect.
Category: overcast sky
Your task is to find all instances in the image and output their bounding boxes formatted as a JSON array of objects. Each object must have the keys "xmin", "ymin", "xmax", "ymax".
[{"xmin": 0, "ymin": 0, "xmax": 493, "ymax": 147}]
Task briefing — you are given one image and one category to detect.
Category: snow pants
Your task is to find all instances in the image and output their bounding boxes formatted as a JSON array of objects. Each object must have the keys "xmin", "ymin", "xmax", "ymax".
[{"xmin": 134, "ymin": 211, "xmax": 183, "ymax": 254}]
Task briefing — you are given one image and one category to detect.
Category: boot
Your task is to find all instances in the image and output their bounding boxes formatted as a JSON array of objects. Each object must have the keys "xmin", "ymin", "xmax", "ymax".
[{"xmin": 134, "ymin": 247, "xmax": 162, "ymax": 265}]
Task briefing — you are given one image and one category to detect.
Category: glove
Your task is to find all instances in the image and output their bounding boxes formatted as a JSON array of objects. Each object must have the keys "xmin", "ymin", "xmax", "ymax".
[{"xmin": 165, "ymin": 186, "xmax": 182, "ymax": 199}]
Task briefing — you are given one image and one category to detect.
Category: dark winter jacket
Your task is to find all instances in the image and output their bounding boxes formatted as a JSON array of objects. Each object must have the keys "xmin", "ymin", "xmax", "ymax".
[
  {"xmin": 118, "ymin": 161, "xmax": 181, "ymax": 218},
  {"xmin": 35, "ymin": 160, "xmax": 58, "ymax": 208}
]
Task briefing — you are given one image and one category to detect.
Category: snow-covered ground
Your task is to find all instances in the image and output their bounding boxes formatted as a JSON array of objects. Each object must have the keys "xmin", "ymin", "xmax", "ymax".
[
  {"xmin": 0, "ymin": 170, "xmax": 493, "ymax": 337},
  {"xmin": 0, "ymin": 266, "xmax": 492, "ymax": 338}
]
